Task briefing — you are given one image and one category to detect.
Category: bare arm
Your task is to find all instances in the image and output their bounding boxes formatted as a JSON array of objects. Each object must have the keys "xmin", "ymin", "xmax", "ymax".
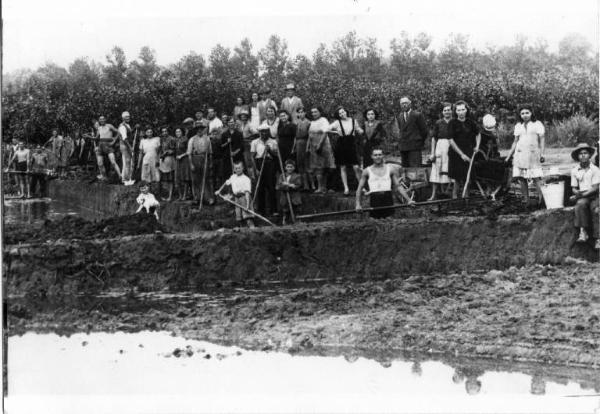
[
  {"xmin": 391, "ymin": 169, "xmax": 415, "ymax": 204},
  {"xmin": 505, "ymin": 136, "xmax": 519, "ymax": 161},
  {"xmin": 355, "ymin": 169, "xmax": 369, "ymax": 209},
  {"xmin": 429, "ymin": 137, "xmax": 437, "ymax": 159}
]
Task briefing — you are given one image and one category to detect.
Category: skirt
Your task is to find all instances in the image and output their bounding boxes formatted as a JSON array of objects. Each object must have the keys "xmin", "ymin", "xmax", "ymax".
[
  {"xmin": 448, "ymin": 148, "xmax": 472, "ymax": 182},
  {"xmin": 159, "ymin": 155, "xmax": 175, "ymax": 173},
  {"xmin": 295, "ymin": 138, "xmax": 308, "ymax": 173},
  {"xmin": 141, "ymin": 163, "xmax": 160, "ymax": 183},
  {"xmin": 160, "ymin": 171, "xmax": 174, "ymax": 182},
  {"xmin": 334, "ymin": 135, "xmax": 359, "ymax": 166},
  {"xmin": 175, "ymin": 157, "xmax": 191, "ymax": 183},
  {"xmin": 430, "ymin": 139, "xmax": 452, "ymax": 184},
  {"xmin": 308, "ymin": 137, "xmax": 336, "ymax": 172}
]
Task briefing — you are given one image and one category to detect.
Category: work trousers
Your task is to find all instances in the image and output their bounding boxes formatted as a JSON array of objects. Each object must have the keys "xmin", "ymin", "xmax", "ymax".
[
  {"xmin": 120, "ymin": 144, "xmax": 132, "ymax": 181},
  {"xmin": 574, "ymin": 196, "xmax": 599, "ymax": 238},
  {"xmin": 400, "ymin": 150, "xmax": 422, "ymax": 167},
  {"xmin": 255, "ymin": 157, "xmax": 277, "ymax": 216}
]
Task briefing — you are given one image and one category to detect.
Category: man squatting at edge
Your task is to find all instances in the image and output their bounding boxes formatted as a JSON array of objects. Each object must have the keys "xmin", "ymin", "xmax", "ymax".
[{"xmin": 356, "ymin": 147, "xmax": 415, "ymax": 218}]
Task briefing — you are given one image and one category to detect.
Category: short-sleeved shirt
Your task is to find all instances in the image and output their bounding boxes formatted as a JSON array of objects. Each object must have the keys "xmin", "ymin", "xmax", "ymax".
[
  {"xmin": 226, "ymin": 174, "xmax": 252, "ymax": 194},
  {"xmin": 250, "ymin": 138, "xmax": 278, "ymax": 159},
  {"xmin": 140, "ymin": 137, "xmax": 161, "ymax": 165},
  {"xmin": 136, "ymin": 192, "xmax": 159, "ymax": 209},
  {"xmin": 260, "ymin": 118, "xmax": 279, "ymax": 139},
  {"xmin": 208, "ymin": 118, "xmax": 224, "ymax": 135},
  {"xmin": 296, "ymin": 119, "xmax": 311, "ymax": 140},
  {"xmin": 433, "ymin": 119, "xmax": 452, "ymax": 140},
  {"xmin": 571, "ymin": 163, "xmax": 600, "ymax": 192},
  {"xmin": 187, "ymin": 135, "xmax": 212, "ymax": 155}
]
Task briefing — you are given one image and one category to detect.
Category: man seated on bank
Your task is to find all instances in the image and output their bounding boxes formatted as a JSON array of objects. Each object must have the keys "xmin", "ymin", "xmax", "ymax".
[
  {"xmin": 135, "ymin": 183, "xmax": 160, "ymax": 220},
  {"xmin": 355, "ymin": 147, "xmax": 415, "ymax": 218},
  {"xmin": 569, "ymin": 143, "xmax": 599, "ymax": 248}
]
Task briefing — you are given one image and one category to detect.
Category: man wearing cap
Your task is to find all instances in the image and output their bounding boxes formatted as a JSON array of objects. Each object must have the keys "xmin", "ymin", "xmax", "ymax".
[
  {"xmin": 251, "ymin": 125, "xmax": 279, "ymax": 216},
  {"xmin": 187, "ymin": 121, "xmax": 215, "ymax": 205},
  {"xmin": 94, "ymin": 115, "xmax": 122, "ymax": 180},
  {"xmin": 569, "ymin": 143, "xmax": 600, "ymax": 247},
  {"xmin": 237, "ymin": 110, "xmax": 258, "ymax": 179},
  {"xmin": 118, "ymin": 111, "xmax": 135, "ymax": 185},
  {"xmin": 280, "ymin": 83, "xmax": 304, "ymax": 124},
  {"xmin": 397, "ymin": 96, "xmax": 428, "ymax": 167},
  {"xmin": 258, "ymin": 89, "xmax": 278, "ymax": 123}
]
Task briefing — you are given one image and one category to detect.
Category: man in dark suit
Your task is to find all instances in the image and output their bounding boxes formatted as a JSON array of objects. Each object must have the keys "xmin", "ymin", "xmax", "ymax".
[{"xmin": 398, "ymin": 96, "xmax": 428, "ymax": 167}]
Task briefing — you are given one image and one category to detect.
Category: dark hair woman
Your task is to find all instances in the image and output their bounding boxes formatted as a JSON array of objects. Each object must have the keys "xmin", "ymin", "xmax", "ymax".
[
  {"xmin": 447, "ymin": 100, "xmax": 481, "ymax": 199},
  {"xmin": 308, "ymin": 106, "xmax": 336, "ymax": 193},
  {"xmin": 428, "ymin": 102, "xmax": 454, "ymax": 200},
  {"xmin": 504, "ymin": 104, "xmax": 545, "ymax": 204},
  {"xmin": 328, "ymin": 106, "xmax": 364, "ymax": 195},
  {"xmin": 277, "ymin": 109, "xmax": 297, "ymax": 164},
  {"xmin": 174, "ymin": 127, "xmax": 192, "ymax": 200},
  {"xmin": 362, "ymin": 108, "xmax": 387, "ymax": 168}
]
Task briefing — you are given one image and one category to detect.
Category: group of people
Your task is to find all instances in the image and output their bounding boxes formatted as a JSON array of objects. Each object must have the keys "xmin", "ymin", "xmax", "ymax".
[{"xmin": 4, "ymin": 83, "xmax": 598, "ymax": 245}]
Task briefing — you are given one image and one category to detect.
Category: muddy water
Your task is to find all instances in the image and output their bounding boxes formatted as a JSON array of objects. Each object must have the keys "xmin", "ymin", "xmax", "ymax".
[
  {"xmin": 6, "ymin": 331, "xmax": 599, "ymax": 414},
  {"xmin": 2, "ymin": 198, "xmax": 92, "ymax": 225}
]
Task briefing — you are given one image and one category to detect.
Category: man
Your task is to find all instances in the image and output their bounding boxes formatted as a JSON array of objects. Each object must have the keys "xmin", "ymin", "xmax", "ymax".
[
  {"xmin": 356, "ymin": 147, "xmax": 414, "ymax": 218},
  {"xmin": 207, "ymin": 108, "xmax": 224, "ymax": 189},
  {"xmin": 30, "ymin": 145, "xmax": 49, "ymax": 197},
  {"xmin": 257, "ymin": 89, "xmax": 278, "ymax": 123},
  {"xmin": 118, "ymin": 111, "xmax": 135, "ymax": 185},
  {"xmin": 194, "ymin": 110, "xmax": 206, "ymax": 129},
  {"xmin": 280, "ymin": 83, "xmax": 303, "ymax": 124},
  {"xmin": 398, "ymin": 96, "xmax": 428, "ymax": 167},
  {"xmin": 251, "ymin": 125, "xmax": 279, "ymax": 216},
  {"xmin": 94, "ymin": 115, "xmax": 122, "ymax": 180},
  {"xmin": 237, "ymin": 110, "xmax": 258, "ymax": 179},
  {"xmin": 220, "ymin": 117, "xmax": 244, "ymax": 179},
  {"xmin": 569, "ymin": 142, "xmax": 599, "ymax": 248}
]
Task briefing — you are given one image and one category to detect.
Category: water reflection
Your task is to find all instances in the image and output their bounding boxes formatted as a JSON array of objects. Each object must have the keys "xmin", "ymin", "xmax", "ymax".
[
  {"xmin": 5, "ymin": 332, "xmax": 599, "ymax": 414},
  {"xmin": 3, "ymin": 198, "xmax": 78, "ymax": 226}
]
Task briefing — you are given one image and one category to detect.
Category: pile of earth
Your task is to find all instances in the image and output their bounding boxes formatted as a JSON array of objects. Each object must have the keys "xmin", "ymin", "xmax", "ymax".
[{"xmin": 3, "ymin": 213, "xmax": 166, "ymax": 244}]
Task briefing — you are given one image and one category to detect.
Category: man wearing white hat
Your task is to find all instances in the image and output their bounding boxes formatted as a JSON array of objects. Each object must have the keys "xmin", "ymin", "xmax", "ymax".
[
  {"xmin": 280, "ymin": 83, "xmax": 303, "ymax": 124},
  {"xmin": 569, "ymin": 142, "xmax": 599, "ymax": 247},
  {"xmin": 118, "ymin": 111, "xmax": 135, "ymax": 185}
]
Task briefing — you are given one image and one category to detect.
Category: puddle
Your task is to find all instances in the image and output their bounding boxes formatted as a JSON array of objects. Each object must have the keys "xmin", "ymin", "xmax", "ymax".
[
  {"xmin": 3, "ymin": 198, "xmax": 81, "ymax": 225},
  {"xmin": 5, "ymin": 331, "xmax": 600, "ymax": 414}
]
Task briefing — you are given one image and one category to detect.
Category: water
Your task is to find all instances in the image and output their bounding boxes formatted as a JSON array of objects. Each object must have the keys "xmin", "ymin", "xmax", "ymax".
[
  {"xmin": 2, "ymin": 198, "xmax": 81, "ymax": 225},
  {"xmin": 5, "ymin": 331, "xmax": 600, "ymax": 414}
]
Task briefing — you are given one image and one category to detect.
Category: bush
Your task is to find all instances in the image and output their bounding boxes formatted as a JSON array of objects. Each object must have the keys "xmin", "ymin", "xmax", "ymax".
[{"xmin": 547, "ymin": 114, "xmax": 599, "ymax": 147}]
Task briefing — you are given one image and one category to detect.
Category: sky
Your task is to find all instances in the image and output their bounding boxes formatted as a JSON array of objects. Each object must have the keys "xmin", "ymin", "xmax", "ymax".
[{"xmin": 2, "ymin": 0, "xmax": 598, "ymax": 74}]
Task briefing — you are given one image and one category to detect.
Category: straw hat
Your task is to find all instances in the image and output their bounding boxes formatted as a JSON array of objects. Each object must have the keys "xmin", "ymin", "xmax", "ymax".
[
  {"xmin": 571, "ymin": 142, "xmax": 596, "ymax": 161},
  {"xmin": 285, "ymin": 83, "xmax": 295, "ymax": 90},
  {"xmin": 482, "ymin": 114, "xmax": 496, "ymax": 131},
  {"xmin": 182, "ymin": 117, "xmax": 194, "ymax": 124}
]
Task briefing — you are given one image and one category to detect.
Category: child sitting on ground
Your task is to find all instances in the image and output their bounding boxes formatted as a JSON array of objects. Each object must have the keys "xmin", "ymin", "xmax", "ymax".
[
  {"xmin": 215, "ymin": 161, "xmax": 255, "ymax": 228},
  {"xmin": 276, "ymin": 159, "xmax": 302, "ymax": 224},
  {"xmin": 135, "ymin": 183, "xmax": 160, "ymax": 220}
]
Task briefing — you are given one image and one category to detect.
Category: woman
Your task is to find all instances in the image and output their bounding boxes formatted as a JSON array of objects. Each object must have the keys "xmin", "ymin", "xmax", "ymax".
[
  {"xmin": 260, "ymin": 106, "xmax": 279, "ymax": 139},
  {"xmin": 428, "ymin": 102, "xmax": 454, "ymax": 200},
  {"xmin": 329, "ymin": 106, "xmax": 363, "ymax": 195},
  {"xmin": 158, "ymin": 126, "xmax": 177, "ymax": 201},
  {"xmin": 138, "ymin": 127, "xmax": 161, "ymax": 183},
  {"xmin": 61, "ymin": 134, "xmax": 74, "ymax": 177},
  {"xmin": 8, "ymin": 141, "xmax": 31, "ymax": 198},
  {"xmin": 362, "ymin": 108, "xmax": 387, "ymax": 168},
  {"xmin": 505, "ymin": 104, "xmax": 545, "ymax": 204},
  {"xmin": 174, "ymin": 127, "xmax": 192, "ymax": 200},
  {"xmin": 448, "ymin": 100, "xmax": 480, "ymax": 199},
  {"xmin": 233, "ymin": 97, "xmax": 249, "ymax": 120},
  {"xmin": 295, "ymin": 107, "xmax": 313, "ymax": 191},
  {"xmin": 249, "ymin": 92, "xmax": 261, "ymax": 130},
  {"xmin": 308, "ymin": 106, "xmax": 336, "ymax": 194},
  {"xmin": 277, "ymin": 110, "xmax": 297, "ymax": 164}
]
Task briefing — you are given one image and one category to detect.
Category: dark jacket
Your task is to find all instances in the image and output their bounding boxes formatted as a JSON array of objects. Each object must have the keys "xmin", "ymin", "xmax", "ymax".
[{"xmin": 398, "ymin": 110, "xmax": 428, "ymax": 151}]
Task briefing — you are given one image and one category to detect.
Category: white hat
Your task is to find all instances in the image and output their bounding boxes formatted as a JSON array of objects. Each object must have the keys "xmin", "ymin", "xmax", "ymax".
[
  {"xmin": 482, "ymin": 114, "xmax": 496, "ymax": 131},
  {"xmin": 122, "ymin": 111, "xmax": 130, "ymax": 118},
  {"xmin": 285, "ymin": 83, "xmax": 295, "ymax": 90}
]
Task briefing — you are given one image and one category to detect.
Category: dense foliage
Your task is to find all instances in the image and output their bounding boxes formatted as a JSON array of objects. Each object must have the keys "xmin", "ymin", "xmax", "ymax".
[{"xmin": 2, "ymin": 31, "xmax": 598, "ymax": 147}]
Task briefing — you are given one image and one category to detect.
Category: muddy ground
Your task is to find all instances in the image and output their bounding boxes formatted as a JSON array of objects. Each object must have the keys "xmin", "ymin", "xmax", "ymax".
[{"xmin": 7, "ymin": 261, "xmax": 600, "ymax": 371}]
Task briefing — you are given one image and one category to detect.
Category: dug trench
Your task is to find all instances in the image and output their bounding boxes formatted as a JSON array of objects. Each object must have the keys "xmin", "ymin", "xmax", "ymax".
[{"xmin": 4, "ymin": 201, "xmax": 600, "ymax": 368}]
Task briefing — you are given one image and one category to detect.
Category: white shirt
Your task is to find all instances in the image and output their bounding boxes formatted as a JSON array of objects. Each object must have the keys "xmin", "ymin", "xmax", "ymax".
[
  {"xmin": 140, "ymin": 137, "xmax": 161, "ymax": 164},
  {"xmin": 571, "ymin": 163, "xmax": 600, "ymax": 192},
  {"xmin": 208, "ymin": 118, "xmax": 224, "ymax": 134},
  {"xmin": 226, "ymin": 174, "xmax": 252, "ymax": 194},
  {"xmin": 136, "ymin": 192, "xmax": 159, "ymax": 210},
  {"xmin": 250, "ymin": 138, "xmax": 278, "ymax": 159},
  {"xmin": 367, "ymin": 164, "xmax": 392, "ymax": 193},
  {"xmin": 260, "ymin": 118, "xmax": 279, "ymax": 139}
]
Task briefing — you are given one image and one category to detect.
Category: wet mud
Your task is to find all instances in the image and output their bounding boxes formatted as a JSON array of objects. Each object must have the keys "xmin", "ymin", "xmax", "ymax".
[{"xmin": 6, "ymin": 262, "xmax": 600, "ymax": 371}]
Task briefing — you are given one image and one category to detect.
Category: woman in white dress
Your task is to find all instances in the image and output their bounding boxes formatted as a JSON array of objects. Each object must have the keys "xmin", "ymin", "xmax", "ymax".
[
  {"xmin": 249, "ymin": 92, "xmax": 261, "ymax": 131},
  {"xmin": 138, "ymin": 127, "xmax": 161, "ymax": 183},
  {"xmin": 428, "ymin": 102, "xmax": 454, "ymax": 200},
  {"xmin": 504, "ymin": 105, "xmax": 545, "ymax": 204}
]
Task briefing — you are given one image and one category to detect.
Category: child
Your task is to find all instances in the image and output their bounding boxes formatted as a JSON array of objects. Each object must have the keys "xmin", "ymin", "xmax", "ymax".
[
  {"xmin": 215, "ymin": 161, "xmax": 255, "ymax": 228},
  {"xmin": 276, "ymin": 159, "xmax": 302, "ymax": 224},
  {"xmin": 135, "ymin": 183, "xmax": 160, "ymax": 220}
]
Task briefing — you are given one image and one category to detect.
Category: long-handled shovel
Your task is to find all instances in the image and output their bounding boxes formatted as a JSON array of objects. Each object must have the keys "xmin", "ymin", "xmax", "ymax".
[
  {"xmin": 217, "ymin": 193, "xmax": 276, "ymax": 226},
  {"xmin": 252, "ymin": 157, "xmax": 266, "ymax": 206},
  {"xmin": 198, "ymin": 151, "xmax": 208, "ymax": 211},
  {"xmin": 462, "ymin": 150, "xmax": 477, "ymax": 199}
]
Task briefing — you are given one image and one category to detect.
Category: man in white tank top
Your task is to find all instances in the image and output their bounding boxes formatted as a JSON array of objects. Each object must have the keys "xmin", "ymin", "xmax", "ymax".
[{"xmin": 355, "ymin": 148, "xmax": 414, "ymax": 218}]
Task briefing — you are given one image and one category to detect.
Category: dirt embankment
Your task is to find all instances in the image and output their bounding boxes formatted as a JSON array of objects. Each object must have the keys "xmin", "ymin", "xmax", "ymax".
[{"xmin": 7, "ymin": 262, "xmax": 600, "ymax": 370}]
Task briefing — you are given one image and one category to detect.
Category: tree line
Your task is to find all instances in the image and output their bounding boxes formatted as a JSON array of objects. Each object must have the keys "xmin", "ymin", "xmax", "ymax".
[{"xmin": 2, "ymin": 31, "xmax": 598, "ymax": 145}]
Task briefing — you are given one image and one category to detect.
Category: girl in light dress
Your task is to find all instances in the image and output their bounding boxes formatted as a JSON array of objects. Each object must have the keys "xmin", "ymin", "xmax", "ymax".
[
  {"xmin": 504, "ymin": 104, "xmax": 545, "ymax": 204},
  {"xmin": 138, "ymin": 127, "xmax": 161, "ymax": 183}
]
